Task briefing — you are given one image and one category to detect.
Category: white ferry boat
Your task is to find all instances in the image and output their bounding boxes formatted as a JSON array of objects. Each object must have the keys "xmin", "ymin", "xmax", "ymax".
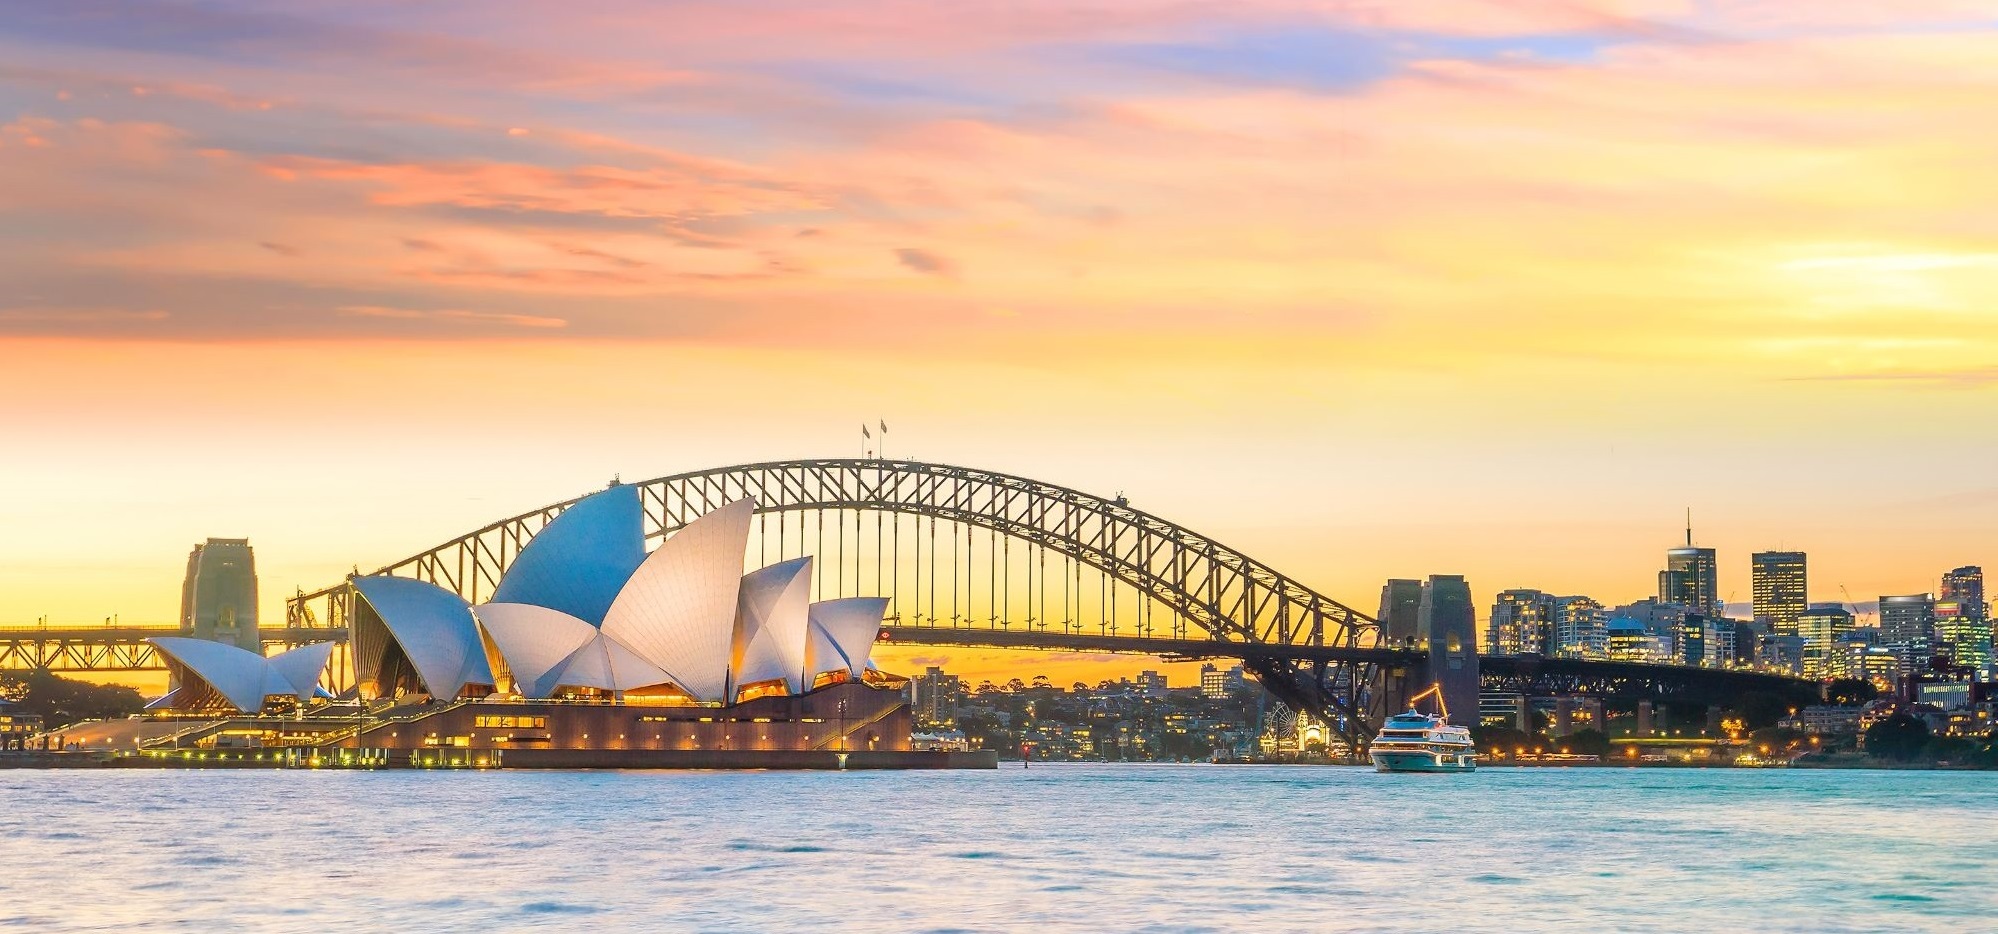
[{"xmin": 1368, "ymin": 686, "xmax": 1476, "ymax": 773}]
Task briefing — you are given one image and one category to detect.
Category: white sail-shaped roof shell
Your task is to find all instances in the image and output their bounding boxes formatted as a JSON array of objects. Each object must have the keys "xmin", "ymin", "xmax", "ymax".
[
  {"xmin": 474, "ymin": 603, "xmax": 598, "ymax": 699},
  {"xmin": 733, "ymin": 557, "xmax": 814, "ymax": 696},
  {"xmin": 602, "ymin": 498, "xmax": 754, "ymax": 702},
  {"xmin": 476, "ymin": 602, "xmax": 673, "ymax": 697},
  {"xmin": 351, "ymin": 575, "xmax": 494, "ymax": 699},
  {"xmin": 150, "ymin": 637, "xmax": 334, "ymax": 713},
  {"xmin": 806, "ymin": 597, "xmax": 889, "ymax": 679},
  {"xmin": 491, "ymin": 485, "xmax": 645, "ymax": 627},
  {"xmin": 151, "ymin": 637, "xmax": 268, "ymax": 713},
  {"xmin": 267, "ymin": 642, "xmax": 337, "ymax": 698},
  {"xmin": 552, "ymin": 631, "xmax": 672, "ymax": 693}
]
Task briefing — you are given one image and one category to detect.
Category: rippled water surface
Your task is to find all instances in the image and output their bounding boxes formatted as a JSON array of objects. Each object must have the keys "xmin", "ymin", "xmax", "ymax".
[{"xmin": 2, "ymin": 765, "xmax": 1993, "ymax": 932}]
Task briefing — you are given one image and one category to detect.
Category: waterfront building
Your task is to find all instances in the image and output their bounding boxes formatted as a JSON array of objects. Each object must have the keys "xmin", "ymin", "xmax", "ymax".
[
  {"xmin": 1550, "ymin": 596, "xmax": 1607, "ymax": 659},
  {"xmin": 1934, "ymin": 604, "xmax": 1993, "ymax": 679},
  {"xmin": 1750, "ymin": 551, "xmax": 1807, "ymax": 636},
  {"xmin": 1778, "ymin": 705, "xmax": 1863, "ymax": 735},
  {"xmin": 1199, "ymin": 663, "xmax": 1245, "ymax": 699},
  {"xmin": 1488, "ymin": 589, "xmax": 1555, "ymax": 656},
  {"xmin": 1795, "ymin": 604, "xmax": 1855, "ymax": 678},
  {"xmin": 0, "ymin": 702, "xmax": 43, "ymax": 751},
  {"xmin": 180, "ymin": 538, "xmax": 261, "ymax": 653},
  {"xmin": 911, "ymin": 730, "xmax": 970, "ymax": 752},
  {"xmin": 1877, "ymin": 593, "xmax": 1937, "ymax": 671},
  {"xmin": 1940, "ymin": 566, "xmax": 1986, "ymax": 620},
  {"xmin": 1377, "ymin": 579, "xmax": 1423, "ymax": 646},
  {"xmin": 913, "ymin": 667, "xmax": 962, "ymax": 726}
]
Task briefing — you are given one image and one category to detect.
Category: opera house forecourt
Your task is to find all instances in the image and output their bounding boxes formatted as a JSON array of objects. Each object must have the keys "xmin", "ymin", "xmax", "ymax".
[{"xmin": 128, "ymin": 486, "xmax": 995, "ymax": 770}]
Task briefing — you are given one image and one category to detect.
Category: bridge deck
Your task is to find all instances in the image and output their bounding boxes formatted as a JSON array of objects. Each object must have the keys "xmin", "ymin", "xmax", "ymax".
[{"xmin": 878, "ymin": 625, "xmax": 1419, "ymax": 665}]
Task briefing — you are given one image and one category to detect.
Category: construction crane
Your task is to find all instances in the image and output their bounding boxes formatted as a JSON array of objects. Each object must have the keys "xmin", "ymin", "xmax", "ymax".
[{"xmin": 1841, "ymin": 585, "xmax": 1872, "ymax": 626}]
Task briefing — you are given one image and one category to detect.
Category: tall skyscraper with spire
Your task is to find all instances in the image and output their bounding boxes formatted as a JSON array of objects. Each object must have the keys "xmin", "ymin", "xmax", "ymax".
[{"xmin": 1659, "ymin": 512, "xmax": 1720, "ymax": 617}]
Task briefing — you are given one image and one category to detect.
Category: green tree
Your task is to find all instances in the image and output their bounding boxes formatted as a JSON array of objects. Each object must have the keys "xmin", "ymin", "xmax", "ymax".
[
  {"xmin": 1560, "ymin": 729, "xmax": 1611, "ymax": 758},
  {"xmin": 1730, "ymin": 692, "xmax": 1792, "ymax": 731},
  {"xmin": 1863, "ymin": 713, "xmax": 1931, "ymax": 763},
  {"xmin": 1965, "ymin": 733, "xmax": 1998, "ymax": 769},
  {"xmin": 0, "ymin": 670, "xmax": 146, "ymax": 728},
  {"xmin": 1824, "ymin": 679, "xmax": 1878, "ymax": 706},
  {"xmin": 1473, "ymin": 725, "xmax": 1550, "ymax": 756},
  {"xmin": 1923, "ymin": 735, "xmax": 1973, "ymax": 764}
]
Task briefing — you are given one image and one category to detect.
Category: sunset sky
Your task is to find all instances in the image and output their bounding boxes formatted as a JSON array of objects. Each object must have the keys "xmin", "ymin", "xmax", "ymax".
[{"xmin": 3, "ymin": 1, "xmax": 1996, "ymax": 687}]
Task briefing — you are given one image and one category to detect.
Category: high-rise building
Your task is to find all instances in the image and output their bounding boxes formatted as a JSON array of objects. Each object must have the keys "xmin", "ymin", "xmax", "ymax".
[
  {"xmin": 1199, "ymin": 663, "xmax": 1246, "ymax": 699},
  {"xmin": 1876, "ymin": 593, "xmax": 1936, "ymax": 674},
  {"xmin": 1612, "ymin": 598, "xmax": 1688, "ymax": 660},
  {"xmin": 911, "ymin": 666, "xmax": 961, "ymax": 726},
  {"xmin": 1417, "ymin": 575, "xmax": 1478, "ymax": 725},
  {"xmin": 1751, "ymin": 551, "xmax": 1808, "ymax": 636},
  {"xmin": 1550, "ymin": 596, "xmax": 1607, "ymax": 659},
  {"xmin": 1135, "ymin": 670, "xmax": 1168, "ymax": 699},
  {"xmin": 1935, "ymin": 603, "xmax": 1993, "ymax": 679},
  {"xmin": 1758, "ymin": 634, "xmax": 1807, "ymax": 676},
  {"xmin": 180, "ymin": 538, "xmax": 260, "ymax": 653},
  {"xmin": 1941, "ymin": 566, "xmax": 1986, "ymax": 620},
  {"xmin": 1488, "ymin": 589, "xmax": 1555, "ymax": 656},
  {"xmin": 1605, "ymin": 619, "xmax": 1668, "ymax": 663},
  {"xmin": 1377, "ymin": 579, "xmax": 1423, "ymax": 646},
  {"xmin": 1677, "ymin": 614, "xmax": 1736, "ymax": 669},
  {"xmin": 1831, "ymin": 630, "xmax": 1899, "ymax": 688},
  {"xmin": 1795, "ymin": 604, "xmax": 1854, "ymax": 679},
  {"xmin": 1661, "ymin": 546, "xmax": 1720, "ymax": 617}
]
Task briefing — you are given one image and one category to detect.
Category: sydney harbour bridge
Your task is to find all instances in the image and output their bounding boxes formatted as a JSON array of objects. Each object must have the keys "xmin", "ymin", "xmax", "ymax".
[{"xmin": 0, "ymin": 458, "xmax": 1816, "ymax": 747}]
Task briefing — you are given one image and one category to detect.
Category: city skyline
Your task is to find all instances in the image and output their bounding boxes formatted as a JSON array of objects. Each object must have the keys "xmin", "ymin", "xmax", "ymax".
[{"xmin": 20, "ymin": 500, "xmax": 1989, "ymax": 692}]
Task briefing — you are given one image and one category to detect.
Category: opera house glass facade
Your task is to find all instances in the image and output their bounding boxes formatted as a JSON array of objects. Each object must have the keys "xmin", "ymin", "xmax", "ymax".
[{"xmin": 149, "ymin": 485, "xmax": 962, "ymax": 767}]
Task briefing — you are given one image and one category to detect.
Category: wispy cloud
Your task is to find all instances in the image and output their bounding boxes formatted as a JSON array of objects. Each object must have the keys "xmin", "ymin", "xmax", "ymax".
[
  {"xmin": 894, "ymin": 247, "xmax": 957, "ymax": 277},
  {"xmin": 1789, "ymin": 366, "xmax": 1998, "ymax": 387},
  {"xmin": 0, "ymin": 307, "xmax": 169, "ymax": 324},
  {"xmin": 336, "ymin": 305, "xmax": 567, "ymax": 329}
]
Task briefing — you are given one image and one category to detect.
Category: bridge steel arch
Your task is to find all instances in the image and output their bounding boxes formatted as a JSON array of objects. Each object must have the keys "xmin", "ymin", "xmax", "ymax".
[{"xmin": 288, "ymin": 458, "xmax": 1392, "ymax": 743}]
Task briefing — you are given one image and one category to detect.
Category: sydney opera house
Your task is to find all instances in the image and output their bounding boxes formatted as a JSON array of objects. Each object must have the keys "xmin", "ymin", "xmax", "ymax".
[{"xmin": 144, "ymin": 486, "xmax": 988, "ymax": 768}]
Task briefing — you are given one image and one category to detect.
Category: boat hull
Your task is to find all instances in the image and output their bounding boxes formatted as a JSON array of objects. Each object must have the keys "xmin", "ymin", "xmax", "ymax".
[{"xmin": 1370, "ymin": 750, "xmax": 1476, "ymax": 773}]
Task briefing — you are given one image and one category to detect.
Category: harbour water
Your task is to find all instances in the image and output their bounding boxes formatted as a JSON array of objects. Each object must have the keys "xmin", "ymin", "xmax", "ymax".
[{"xmin": 2, "ymin": 765, "xmax": 1991, "ymax": 932}]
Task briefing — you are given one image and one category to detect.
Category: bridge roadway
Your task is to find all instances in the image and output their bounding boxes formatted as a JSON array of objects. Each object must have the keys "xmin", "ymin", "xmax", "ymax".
[
  {"xmin": 0, "ymin": 626, "xmax": 344, "ymax": 672},
  {"xmin": 0, "ymin": 622, "xmax": 1816, "ymax": 706},
  {"xmin": 875, "ymin": 626, "xmax": 1820, "ymax": 706},
  {"xmin": 877, "ymin": 624, "xmax": 1419, "ymax": 665}
]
